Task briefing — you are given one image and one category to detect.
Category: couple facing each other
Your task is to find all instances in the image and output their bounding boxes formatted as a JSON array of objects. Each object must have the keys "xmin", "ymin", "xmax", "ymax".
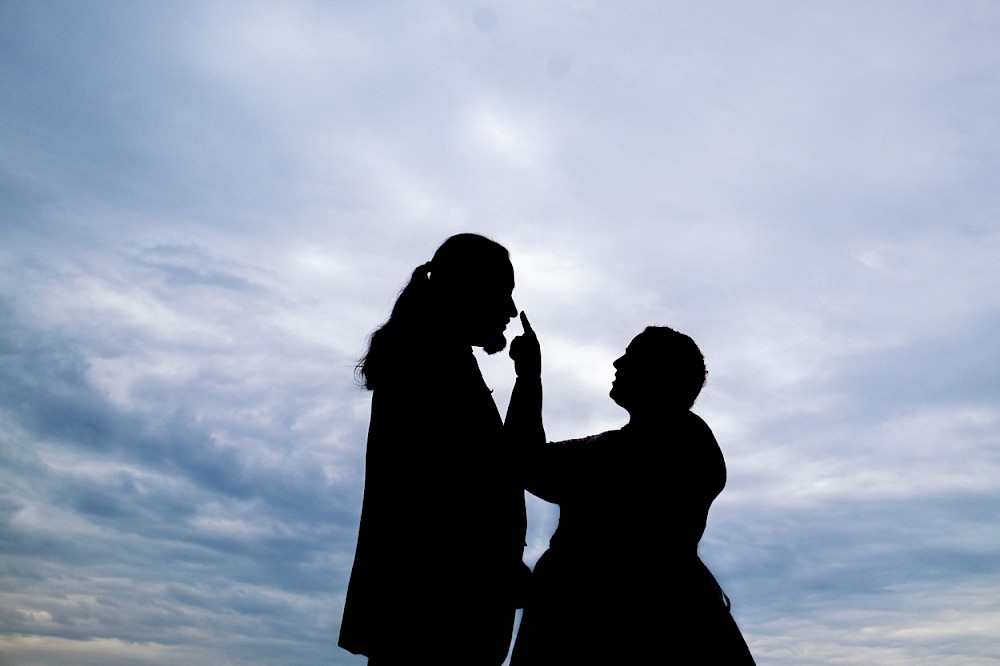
[{"xmin": 339, "ymin": 233, "xmax": 756, "ymax": 665}]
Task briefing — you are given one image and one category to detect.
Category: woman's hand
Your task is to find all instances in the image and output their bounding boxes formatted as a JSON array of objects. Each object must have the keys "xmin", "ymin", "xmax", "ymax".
[{"xmin": 509, "ymin": 311, "xmax": 541, "ymax": 378}]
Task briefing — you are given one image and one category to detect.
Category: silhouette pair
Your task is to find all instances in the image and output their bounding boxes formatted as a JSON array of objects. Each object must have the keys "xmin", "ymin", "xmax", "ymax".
[{"xmin": 339, "ymin": 234, "xmax": 755, "ymax": 664}]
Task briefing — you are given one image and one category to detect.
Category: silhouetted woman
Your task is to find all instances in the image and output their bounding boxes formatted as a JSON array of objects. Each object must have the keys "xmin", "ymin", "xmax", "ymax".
[
  {"xmin": 339, "ymin": 234, "xmax": 541, "ymax": 665},
  {"xmin": 510, "ymin": 326, "xmax": 756, "ymax": 664}
]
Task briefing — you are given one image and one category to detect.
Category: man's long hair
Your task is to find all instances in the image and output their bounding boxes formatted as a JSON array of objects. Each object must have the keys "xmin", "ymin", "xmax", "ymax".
[{"xmin": 356, "ymin": 233, "xmax": 511, "ymax": 390}]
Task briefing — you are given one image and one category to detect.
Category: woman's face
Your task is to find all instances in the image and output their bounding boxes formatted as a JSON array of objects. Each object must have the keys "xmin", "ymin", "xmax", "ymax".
[
  {"xmin": 610, "ymin": 334, "xmax": 647, "ymax": 408},
  {"xmin": 610, "ymin": 332, "xmax": 672, "ymax": 412}
]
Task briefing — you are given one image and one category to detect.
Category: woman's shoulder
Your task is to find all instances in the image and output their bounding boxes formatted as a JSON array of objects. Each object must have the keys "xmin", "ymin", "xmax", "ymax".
[{"xmin": 550, "ymin": 428, "xmax": 623, "ymax": 448}]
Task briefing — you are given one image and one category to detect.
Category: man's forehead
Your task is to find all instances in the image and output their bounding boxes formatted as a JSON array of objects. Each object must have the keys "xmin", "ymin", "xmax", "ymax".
[{"xmin": 478, "ymin": 260, "xmax": 514, "ymax": 287}]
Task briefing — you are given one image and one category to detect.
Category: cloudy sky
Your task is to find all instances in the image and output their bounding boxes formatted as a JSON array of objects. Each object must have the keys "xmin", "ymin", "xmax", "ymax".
[{"xmin": 2, "ymin": 1, "xmax": 999, "ymax": 664}]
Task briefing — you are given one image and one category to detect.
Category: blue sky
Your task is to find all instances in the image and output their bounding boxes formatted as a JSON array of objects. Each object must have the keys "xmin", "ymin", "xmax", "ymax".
[{"xmin": 2, "ymin": 1, "xmax": 999, "ymax": 664}]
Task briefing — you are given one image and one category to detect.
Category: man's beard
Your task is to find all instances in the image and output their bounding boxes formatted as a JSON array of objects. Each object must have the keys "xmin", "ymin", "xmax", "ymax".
[{"xmin": 481, "ymin": 332, "xmax": 507, "ymax": 355}]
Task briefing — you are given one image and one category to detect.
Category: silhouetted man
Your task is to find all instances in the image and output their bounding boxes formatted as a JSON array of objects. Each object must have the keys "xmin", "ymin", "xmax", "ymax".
[
  {"xmin": 510, "ymin": 326, "xmax": 756, "ymax": 665},
  {"xmin": 339, "ymin": 233, "xmax": 541, "ymax": 665}
]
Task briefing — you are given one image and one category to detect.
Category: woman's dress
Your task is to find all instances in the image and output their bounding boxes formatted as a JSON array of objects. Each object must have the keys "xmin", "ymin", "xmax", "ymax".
[{"xmin": 511, "ymin": 412, "xmax": 756, "ymax": 664}]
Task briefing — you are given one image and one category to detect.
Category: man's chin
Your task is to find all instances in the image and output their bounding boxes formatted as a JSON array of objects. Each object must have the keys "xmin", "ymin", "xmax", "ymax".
[{"xmin": 481, "ymin": 334, "xmax": 507, "ymax": 355}]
